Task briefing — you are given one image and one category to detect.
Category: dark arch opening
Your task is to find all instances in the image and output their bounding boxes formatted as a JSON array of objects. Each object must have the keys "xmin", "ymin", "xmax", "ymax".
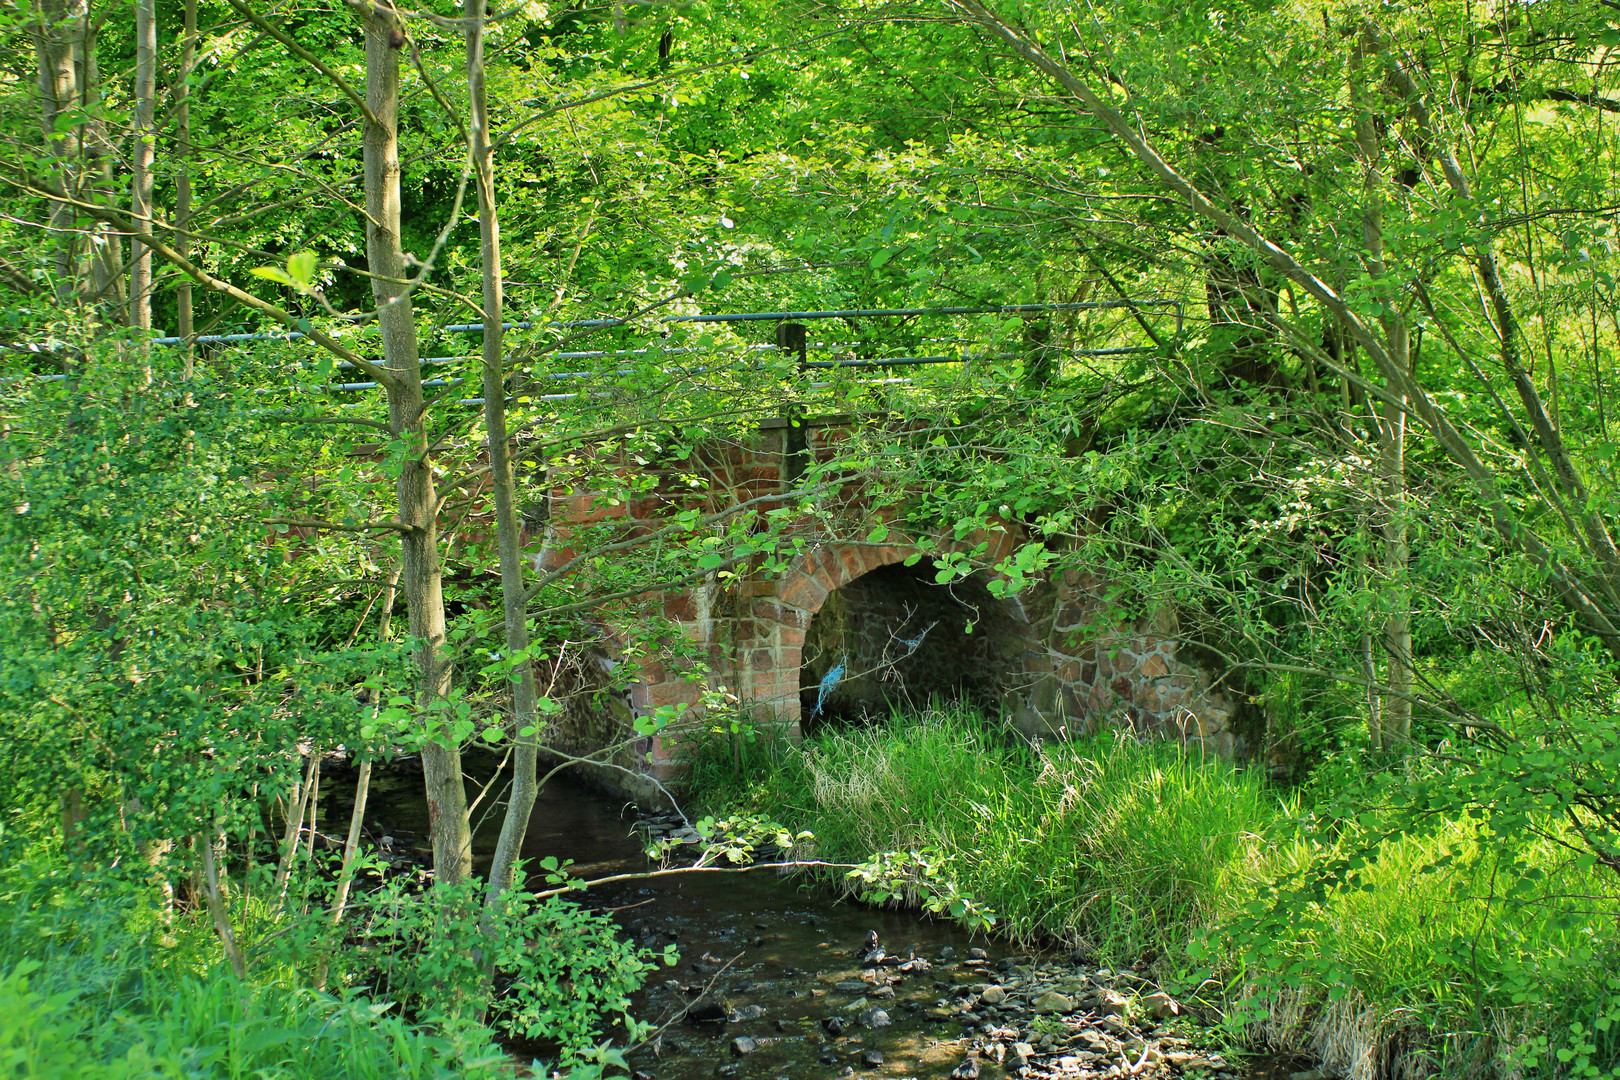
[{"xmin": 798, "ymin": 560, "xmax": 1029, "ymax": 734}]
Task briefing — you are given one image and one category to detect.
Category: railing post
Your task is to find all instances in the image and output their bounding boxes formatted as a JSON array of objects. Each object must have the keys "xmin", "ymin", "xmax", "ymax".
[{"xmin": 777, "ymin": 322, "xmax": 810, "ymax": 486}]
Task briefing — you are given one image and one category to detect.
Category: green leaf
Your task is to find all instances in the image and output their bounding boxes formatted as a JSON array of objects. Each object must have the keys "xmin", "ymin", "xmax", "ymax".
[
  {"xmin": 286, "ymin": 250, "xmax": 318, "ymax": 287},
  {"xmin": 250, "ymin": 266, "xmax": 293, "ymax": 286}
]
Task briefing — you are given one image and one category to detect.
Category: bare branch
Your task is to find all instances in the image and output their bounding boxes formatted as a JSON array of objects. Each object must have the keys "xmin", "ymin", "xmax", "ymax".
[{"xmin": 265, "ymin": 517, "xmax": 413, "ymax": 533}]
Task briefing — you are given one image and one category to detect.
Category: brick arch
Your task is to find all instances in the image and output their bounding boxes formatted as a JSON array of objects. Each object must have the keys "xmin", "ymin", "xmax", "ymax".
[{"xmin": 744, "ymin": 533, "xmax": 1046, "ymax": 731}]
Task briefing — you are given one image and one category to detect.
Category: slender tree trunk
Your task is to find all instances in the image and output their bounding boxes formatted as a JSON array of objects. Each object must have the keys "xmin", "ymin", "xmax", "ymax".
[
  {"xmin": 80, "ymin": 22, "xmax": 124, "ymax": 321},
  {"xmin": 202, "ymin": 824, "xmax": 247, "ymax": 979},
  {"xmin": 302, "ymin": 758, "xmax": 321, "ymax": 860},
  {"xmin": 467, "ymin": 6, "xmax": 543, "ymax": 910},
  {"xmin": 359, "ymin": 2, "xmax": 472, "ymax": 885},
  {"xmin": 31, "ymin": 0, "xmax": 83, "ymax": 301},
  {"xmin": 1375, "ymin": 35, "xmax": 1620, "ymax": 610},
  {"xmin": 174, "ymin": 0, "xmax": 196, "ymax": 372},
  {"xmin": 319, "ymin": 565, "xmax": 397, "ymax": 988},
  {"xmin": 1352, "ymin": 37, "xmax": 1413, "ymax": 749},
  {"xmin": 273, "ymin": 754, "xmax": 315, "ymax": 903},
  {"xmin": 1378, "ymin": 398, "xmax": 1412, "ymax": 746},
  {"xmin": 330, "ymin": 760, "xmax": 372, "ymax": 922},
  {"xmin": 129, "ymin": 0, "xmax": 156, "ymax": 360}
]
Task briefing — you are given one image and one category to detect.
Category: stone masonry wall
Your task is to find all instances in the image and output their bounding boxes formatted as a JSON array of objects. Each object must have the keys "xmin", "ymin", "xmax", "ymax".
[{"xmin": 531, "ymin": 417, "xmax": 1243, "ymax": 798}]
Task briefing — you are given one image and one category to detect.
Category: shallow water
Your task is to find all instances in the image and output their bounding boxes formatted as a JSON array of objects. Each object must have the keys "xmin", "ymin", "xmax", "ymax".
[
  {"xmin": 326, "ymin": 754, "xmax": 1264, "ymax": 1080},
  {"xmin": 329, "ymin": 754, "xmax": 986, "ymax": 1077}
]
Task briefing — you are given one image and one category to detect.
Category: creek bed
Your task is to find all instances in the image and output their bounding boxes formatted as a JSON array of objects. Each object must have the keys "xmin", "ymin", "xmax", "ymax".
[{"xmin": 329, "ymin": 755, "xmax": 1267, "ymax": 1080}]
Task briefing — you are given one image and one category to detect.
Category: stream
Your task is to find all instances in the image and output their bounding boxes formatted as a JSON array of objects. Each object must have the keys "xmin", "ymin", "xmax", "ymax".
[{"xmin": 323, "ymin": 753, "xmax": 1280, "ymax": 1080}]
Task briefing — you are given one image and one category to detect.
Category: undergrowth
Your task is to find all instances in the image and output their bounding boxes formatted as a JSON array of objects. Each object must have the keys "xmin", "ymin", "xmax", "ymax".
[
  {"xmin": 0, "ymin": 863, "xmax": 515, "ymax": 1080},
  {"xmin": 685, "ymin": 706, "xmax": 1620, "ymax": 1080}
]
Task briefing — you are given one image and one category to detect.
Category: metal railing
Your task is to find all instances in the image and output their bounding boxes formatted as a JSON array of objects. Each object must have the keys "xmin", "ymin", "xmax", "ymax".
[{"xmin": 8, "ymin": 300, "xmax": 1181, "ymax": 404}]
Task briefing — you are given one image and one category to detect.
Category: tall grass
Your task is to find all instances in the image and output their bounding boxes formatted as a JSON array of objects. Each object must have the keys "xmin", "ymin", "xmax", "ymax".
[
  {"xmin": 687, "ymin": 707, "xmax": 1620, "ymax": 1079},
  {"xmin": 693, "ymin": 708, "xmax": 1301, "ymax": 956},
  {"xmin": 0, "ymin": 864, "xmax": 513, "ymax": 1080}
]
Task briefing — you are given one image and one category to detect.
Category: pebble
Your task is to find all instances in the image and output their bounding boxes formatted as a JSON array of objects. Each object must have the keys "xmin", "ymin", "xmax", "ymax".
[
  {"xmin": 1032, "ymin": 991, "xmax": 1075, "ymax": 1015},
  {"xmin": 858, "ymin": 1008, "xmax": 892, "ymax": 1029},
  {"xmin": 1098, "ymin": 988, "xmax": 1130, "ymax": 1016},
  {"xmin": 1143, "ymin": 990, "xmax": 1181, "ymax": 1019},
  {"xmin": 644, "ymin": 927, "xmax": 1242, "ymax": 1080}
]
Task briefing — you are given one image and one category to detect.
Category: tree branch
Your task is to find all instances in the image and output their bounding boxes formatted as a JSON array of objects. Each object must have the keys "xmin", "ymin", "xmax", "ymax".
[
  {"xmin": 224, "ymin": 0, "xmax": 381, "ymax": 127},
  {"xmin": 266, "ymin": 517, "xmax": 412, "ymax": 533},
  {"xmin": 0, "ymin": 168, "xmax": 402, "ymax": 392}
]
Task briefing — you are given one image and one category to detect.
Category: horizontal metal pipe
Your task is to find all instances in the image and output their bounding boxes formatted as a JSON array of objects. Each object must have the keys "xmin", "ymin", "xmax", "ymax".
[
  {"xmin": 98, "ymin": 301, "xmax": 1184, "ymax": 350},
  {"xmin": 663, "ymin": 301, "xmax": 1175, "ymax": 323}
]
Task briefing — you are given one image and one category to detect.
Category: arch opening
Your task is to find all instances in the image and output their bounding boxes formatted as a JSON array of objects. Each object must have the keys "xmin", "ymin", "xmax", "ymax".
[{"xmin": 797, "ymin": 560, "xmax": 1030, "ymax": 734}]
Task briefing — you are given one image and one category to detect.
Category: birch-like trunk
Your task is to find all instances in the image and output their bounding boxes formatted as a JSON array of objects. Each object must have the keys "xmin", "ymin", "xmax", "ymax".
[
  {"xmin": 360, "ymin": 3, "xmax": 472, "ymax": 885},
  {"xmin": 467, "ymin": 7, "xmax": 543, "ymax": 909},
  {"xmin": 31, "ymin": 0, "xmax": 83, "ymax": 300},
  {"xmin": 129, "ymin": 0, "xmax": 156, "ymax": 355},
  {"xmin": 1352, "ymin": 35, "xmax": 1413, "ymax": 749},
  {"xmin": 174, "ymin": 0, "xmax": 196, "ymax": 370}
]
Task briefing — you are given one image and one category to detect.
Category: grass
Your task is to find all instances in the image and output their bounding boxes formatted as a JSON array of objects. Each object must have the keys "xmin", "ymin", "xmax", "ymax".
[
  {"xmin": 0, "ymin": 863, "xmax": 514, "ymax": 1080},
  {"xmin": 686, "ymin": 706, "xmax": 1620, "ymax": 1080}
]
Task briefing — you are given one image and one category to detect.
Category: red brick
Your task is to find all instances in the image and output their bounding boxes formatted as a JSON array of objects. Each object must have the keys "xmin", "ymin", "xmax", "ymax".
[
  {"xmin": 753, "ymin": 601, "xmax": 809, "ymax": 629},
  {"xmin": 663, "ymin": 593, "xmax": 697, "ymax": 621},
  {"xmin": 779, "ymin": 574, "xmax": 827, "ymax": 611},
  {"xmin": 649, "ymin": 681, "xmax": 700, "ymax": 707},
  {"xmin": 873, "ymin": 545, "xmax": 908, "ymax": 568},
  {"xmin": 779, "ymin": 626, "xmax": 806, "ymax": 648}
]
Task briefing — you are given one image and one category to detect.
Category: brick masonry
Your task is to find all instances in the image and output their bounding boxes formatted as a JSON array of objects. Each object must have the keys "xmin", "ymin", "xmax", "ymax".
[{"xmin": 532, "ymin": 419, "xmax": 1242, "ymax": 799}]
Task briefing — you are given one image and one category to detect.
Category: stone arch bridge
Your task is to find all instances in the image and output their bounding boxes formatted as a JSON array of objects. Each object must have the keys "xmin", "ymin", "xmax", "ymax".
[{"xmin": 533, "ymin": 410, "xmax": 1240, "ymax": 803}]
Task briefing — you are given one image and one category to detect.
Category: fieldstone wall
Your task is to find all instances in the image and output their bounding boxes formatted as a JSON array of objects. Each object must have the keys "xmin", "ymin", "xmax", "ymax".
[{"xmin": 1014, "ymin": 571, "xmax": 1241, "ymax": 759}]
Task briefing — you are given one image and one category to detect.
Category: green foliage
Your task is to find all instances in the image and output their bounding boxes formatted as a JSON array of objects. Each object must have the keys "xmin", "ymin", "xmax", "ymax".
[
  {"xmin": 0, "ymin": 867, "xmax": 510, "ymax": 1080},
  {"xmin": 0, "ymin": 962, "xmax": 510, "ymax": 1080},
  {"xmin": 356, "ymin": 874, "xmax": 659, "ymax": 1065},
  {"xmin": 0, "ymin": 352, "xmax": 393, "ymax": 872},
  {"xmin": 689, "ymin": 706, "xmax": 1620, "ymax": 1076}
]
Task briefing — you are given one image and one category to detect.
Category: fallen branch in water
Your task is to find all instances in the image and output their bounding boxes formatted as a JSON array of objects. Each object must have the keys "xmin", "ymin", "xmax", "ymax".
[{"xmin": 528, "ymin": 859, "xmax": 860, "ymax": 900}]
